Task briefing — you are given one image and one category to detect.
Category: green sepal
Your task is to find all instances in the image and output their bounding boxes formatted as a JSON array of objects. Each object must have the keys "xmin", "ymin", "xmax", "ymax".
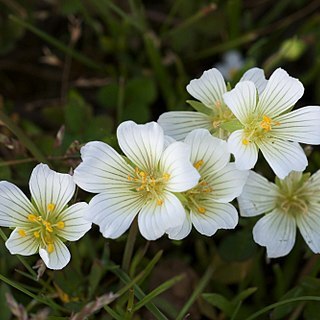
[
  {"xmin": 186, "ymin": 100, "xmax": 212, "ymax": 115},
  {"xmin": 220, "ymin": 119, "xmax": 243, "ymax": 133}
]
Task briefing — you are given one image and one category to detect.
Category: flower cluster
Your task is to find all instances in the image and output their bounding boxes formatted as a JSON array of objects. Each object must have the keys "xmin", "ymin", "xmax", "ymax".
[{"xmin": 1, "ymin": 65, "xmax": 320, "ymax": 269}]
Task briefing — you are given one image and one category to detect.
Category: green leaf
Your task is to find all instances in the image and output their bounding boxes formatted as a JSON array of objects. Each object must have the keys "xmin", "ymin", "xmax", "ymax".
[
  {"xmin": 97, "ymin": 82, "xmax": 119, "ymax": 109},
  {"xmin": 202, "ymin": 293, "xmax": 234, "ymax": 316},
  {"xmin": 220, "ymin": 119, "xmax": 243, "ymax": 133},
  {"xmin": 233, "ymin": 287, "xmax": 257, "ymax": 304},
  {"xmin": 126, "ymin": 76, "xmax": 157, "ymax": 104},
  {"xmin": 186, "ymin": 100, "xmax": 212, "ymax": 115}
]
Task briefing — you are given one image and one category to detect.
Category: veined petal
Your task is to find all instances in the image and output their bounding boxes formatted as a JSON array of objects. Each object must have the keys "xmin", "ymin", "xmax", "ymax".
[
  {"xmin": 304, "ymin": 170, "xmax": 320, "ymax": 191},
  {"xmin": 257, "ymin": 68, "xmax": 304, "ymax": 117},
  {"xmin": 184, "ymin": 129, "xmax": 230, "ymax": 177},
  {"xmin": 138, "ymin": 192, "xmax": 185, "ymax": 240},
  {"xmin": 228, "ymin": 130, "xmax": 258, "ymax": 170},
  {"xmin": 205, "ymin": 163, "xmax": 249, "ymax": 202},
  {"xmin": 296, "ymin": 204, "xmax": 320, "ymax": 253},
  {"xmin": 73, "ymin": 141, "xmax": 132, "ymax": 193},
  {"xmin": 238, "ymin": 171, "xmax": 278, "ymax": 217},
  {"xmin": 5, "ymin": 228, "xmax": 39, "ymax": 256},
  {"xmin": 258, "ymin": 139, "xmax": 307, "ymax": 179},
  {"xmin": 56, "ymin": 202, "xmax": 91, "ymax": 241},
  {"xmin": 191, "ymin": 202, "xmax": 238, "ymax": 236},
  {"xmin": 158, "ymin": 111, "xmax": 212, "ymax": 141},
  {"xmin": 186, "ymin": 68, "xmax": 226, "ymax": 108},
  {"xmin": 39, "ymin": 238, "xmax": 70, "ymax": 270},
  {"xmin": 167, "ymin": 211, "xmax": 192, "ymax": 240},
  {"xmin": 223, "ymin": 81, "xmax": 257, "ymax": 124},
  {"xmin": 117, "ymin": 121, "xmax": 164, "ymax": 172},
  {"xmin": 87, "ymin": 191, "xmax": 143, "ymax": 239},
  {"xmin": 164, "ymin": 135, "xmax": 176, "ymax": 149},
  {"xmin": 253, "ymin": 209, "xmax": 296, "ymax": 258},
  {"xmin": 240, "ymin": 67, "xmax": 268, "ymax": 95},
  {"xmin": 160, "ymin": 142, "xmax": 200, "ymax": 192},
  {"xmin": 272, "ymin": 106, "xmax": 320, "ymax": 144},
  {"xmin": 0, "ymin": 181, "xmax": 34, "ymax": 227},
  {"xmin": 29, "ymin": 164, "xmax": 75, "ymax": 216}
]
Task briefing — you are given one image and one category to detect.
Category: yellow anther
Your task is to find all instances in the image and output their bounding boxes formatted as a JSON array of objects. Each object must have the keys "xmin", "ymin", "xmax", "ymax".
[
  {"xmin": 45, "ymin": 234, "xmax": 53, "ymax": 244},
  {"xmin": 47, "ymin": 243, "xmax": 54, "ymax": 253},
  {"xmin": 157, "ymin": 199, "xmax": 164, "ymax": 206},
  {"xmin": 33, "ymin": 231, "xmax": 40, "ymax": 238},
  {"xmin": 242, "ymin": 138, "xmax": 249, "ymax": 145},
  {"xmin": 215, "ymin": 100, "xmax": 222, "ymax": 108},
  {"xmin": 139, "ymin": 171, "xmax": 147, "ymax": 177},
  {"xmin": 127, "ymin": 174, "xmax": 133, "ymax": 181},
  {"xmin": 194, "ymin": 160, "xmax": 204, "ymax": 169},
  {"xmin": 200, "ymin": 181, "xmax": 208, "ymax": 186},
  {"xmin": 56, "ymin": 221, "xmax": 65, "ymax": 229},
  {"xmin": 150, "ymin": 178, "xmax": 156, "ymax": 186},
  {"xmin": 163, "ymin": 173, "xmax": 170, "ymax": 181},
  {"xmin": 135, "ymin": 167, "xmax": 140, "ymax": 175},
  {"xmin": 47, "ymin": 203, "xmax": 55, "ymax": 211},
  {"xmin": 136, "ymin": 185, "xmax": 145, "ymax": 191},
  {"xmin": 43, "ymin": 221, "xmax": 53, "ymax": 232},
  {"xmin": 28, "ymin": 214, "xmax": 38, "ymax": 222},
  {"xmin": 18, "ymin": 229, "xmax": 27, "ymax": 237},
  {"xmin": 198, "ymin": 207, "xmax": 206, "ymax": 214}
]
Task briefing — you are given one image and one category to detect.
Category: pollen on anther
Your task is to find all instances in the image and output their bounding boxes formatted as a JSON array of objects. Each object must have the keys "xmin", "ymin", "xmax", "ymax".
[
  {"xmin": 157, "ymin": 199, "xmax": 164, "ymax": 206},
  {"xmin": 18, "ymin": 229, "xmax": 27, "ymax": 237},
  {"xmin": 198, "ymin": 207, "xmax": 206, "ymax": 214},
  {"xmin": 194, "ymin": 160, "xmax": 204, "ymax": 169},
  {"xmin": 28, "ymin": 214, "xmax": 38, "ymax": 222},
  {"xmin": 163, "ymin": 173, "xmax": 170, "ymax": 181},
  {"xmin": 47, "ymin": 203, "xmax": 55, "ymax": 211},
  {"xmin": 34, "ymin": 231, "xmax": 40, "ymax": 238},
  {"xmin": 47, "ymin": 243, "xmax": 54, "ymax": 253},
  {"xmin": 56, "ymin": 221, "xmax": 65, "ymax": 229},
  {"xmin": 242, "ymin": 138, "xmax": 249, "ymax": 145}
]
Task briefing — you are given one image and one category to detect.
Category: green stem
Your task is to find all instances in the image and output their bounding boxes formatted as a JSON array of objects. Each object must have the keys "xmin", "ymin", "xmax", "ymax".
[
  {"xmin": 176, "ymin": 264, "xmax": 214, "ymax": 320},
  {"xmin": 122, "ymin": 219, "xmax": 138, "ymax": 273},
  {"xmin": 247, "ymin": 296, "xmax": 320, "ymax": 320}
]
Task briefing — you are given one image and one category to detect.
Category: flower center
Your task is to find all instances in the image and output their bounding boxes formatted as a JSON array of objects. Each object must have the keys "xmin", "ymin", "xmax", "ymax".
[
  {"xmin": 128, "ymin": 167, "xmax": 170, "ymax": 205},
  {"xmin": 184, "ymin": 160, "xmax": 213, "ymax": 214},
  {"xmin": 18, "ymin": 203, "xmax": 65, "ymax": 253},
  {"xmin": 242, "ymin": 115, "xmax": 280, "ymax": 145}
]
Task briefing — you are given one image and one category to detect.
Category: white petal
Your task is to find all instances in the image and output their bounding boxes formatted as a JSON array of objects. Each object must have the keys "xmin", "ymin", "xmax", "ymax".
[
  {"xmin": 272, "ymin": 106, "xmax": 320, "ymax": 144},
  {"xmin": 117, "ymin": 121, "xmax": 164, "ymax": 172},
  {"xmin": 191, "ymin": 202, "xmax": 238, "ymax": 236},
  {"xmin": 29, "ymin": 164, "xmax": 75, "ymax": 216},
  {"xmin": 205, "ymin": 163, "xmax": 249, "ymax": 202},
  {"xmin": 253, "ymin": 210, "xmax": 296, "ymax": 258},
  {"xmin": 160, "ymin": 142, "xmax": 200, "ymax": 192},
  {"xmin": 257, "ymin": 68, "xmax": 304, "ymax": 117},
  {"xmin": 184, "ymin": 129, "xmax": 230, "ymax": 176},
  {"xmin": 0, "ymin": 181, "xmax": 34, "ymax": 227},
  {"xmin": 238, "ymin": 171, "xmax": 278, "ymax": 217},
  {"xmin": 167, "ymin": 211, "xmax": 192, "ymax": 240},
  {"xmin": 55, "ymin": 202, "xmax": 91, "ymax": 241},
  {"xmin": 158, "ymin": 111, "xmax": 212, "ymax": 141},
  {"xmin": 73, "ymin": 141, "xmax": 132, "ymax": 193},
  {"xmin": 258, "ymin": 139, "xmax": 307, "ymax": 179},
  {"xmin": 240, "ymin": 67, "xmax": 268, "ymax": 95},
  {"xmin": 227, "ymin": 130, "xmax": 258, "ymax": 170},
  {"xmin": 39, "ymin": 238, "xmax": 70, "ymax": 270},
  {"xmin": 296, "ymin": 205, "xmax": 320, "ymax": 253},
  {"xmin": 138, "ymin": 192, "xmax": 185, "ymax": 240},
  {"xmin": 304, "ymin": 169, "xmax": 320, "ymax": 191},
  {"xmin": 223, "ymin": 81, "xmax": 257, "ymax": 124},
  {"xmin": 164, "ymin": 135, "xmax": 176, "ymax": 148},
  {"xmin": 5, "ymin": 228, "xmax": 39, "ymax": 256},
  {"xmin": 87, "ymin": 190, "xmax": 143, "ymax": 239},
  {"xmin": 186, "ymin": 68, "xmax": 227, "ymax": 108}
]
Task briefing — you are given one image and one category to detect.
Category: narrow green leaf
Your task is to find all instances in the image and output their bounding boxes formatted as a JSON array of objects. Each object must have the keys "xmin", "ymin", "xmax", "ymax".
[
  {"xmin": 186, "ymin": 100, "xmax": 212, "ymax": 115},
  {"xmin": 202, "ymin": 293, "xmax": 234, "ymax": 316},
  {"xmin": 234, "ymin": 287, "xmax": 257, "ymax": 304}
]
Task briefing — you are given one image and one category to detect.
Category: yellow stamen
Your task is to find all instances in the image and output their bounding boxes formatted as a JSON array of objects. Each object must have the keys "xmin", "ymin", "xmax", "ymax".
[
  {"xmin": 47, "ymin": 243, "xmax": 54, "ymax": 253},
  {"xmin": 194, "ymin": 160, "xmax": 204, "ymax": 169},
  {"xmin": 28, "ymin": 214, "xmax": 38, "ymax": 222},
  {"xmin": 127, "ymin": 174, "xmax": 133, "ymax": 181},
  {"xmin": 18, "ymin": 229, "xmax": 27, "ymax": 237},
  {"xmin": 157, "ymin": 199, "xmax": 164, "ymax": 206},
  {"xmin": 34, "ymin": 231, "xmax": 40, "ymax": 238},
  {"xmin": 43, "ymin": 221, "xmax": 53, "ymax": 232},
  {"xmin": 163, "ymin": 173, "xmax": 170, "ymax": 181},
  {"xmin": 56, "ymin": 221, "xmax": 65, "ymax": 229},
  {"xmin": 198, "ymin": 207, "xmax": 206, "ymax": 214},
  {"xmin": 242, "ymin": 138, "xmax": 249, "ymax": 145},
  {"xmin": 47, "ymin": 203, "xmax": 55, "ymax": 211},
  {"xmin": 260, "ymin": 115, "xmax": 272, "ymax": 131}
]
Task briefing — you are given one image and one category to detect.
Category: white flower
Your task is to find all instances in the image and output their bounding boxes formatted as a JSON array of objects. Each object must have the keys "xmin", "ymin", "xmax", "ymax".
[
  {"xmin": 224, "ymin": 68, "xmax": 320, "ymax": 178},
  {"xmin": 0, "ymin": 164, "xmax": 91, "ymax": 270},
  {"xmin": 238, "ymin": 170, "xmax": 320, "ymax": 258},
  {"xmin": 167, "ymin": 129, "xmax": 248, "ymax": 240},
  {"xmin": 214, "ymin": 50, "xmax": 245, "ymax": 81},
  {"xmin": 73, "ymin": 121, "xmax": 200, "ymax": 241},
  {"xmin": 158, "ymin": 67, "xmax": 267, "ymax": 141}
]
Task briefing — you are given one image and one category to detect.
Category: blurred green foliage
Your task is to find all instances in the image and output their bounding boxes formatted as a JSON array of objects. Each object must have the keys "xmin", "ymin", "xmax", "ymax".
[{"xmin": 1, "ymin": 0, "xmax": 320, "ymax": 319}]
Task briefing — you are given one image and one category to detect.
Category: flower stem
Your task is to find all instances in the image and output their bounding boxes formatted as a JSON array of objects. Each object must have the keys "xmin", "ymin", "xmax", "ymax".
[{"xmin": 122, "ymin": 219, "xmax": 138, "ymax": 273}]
